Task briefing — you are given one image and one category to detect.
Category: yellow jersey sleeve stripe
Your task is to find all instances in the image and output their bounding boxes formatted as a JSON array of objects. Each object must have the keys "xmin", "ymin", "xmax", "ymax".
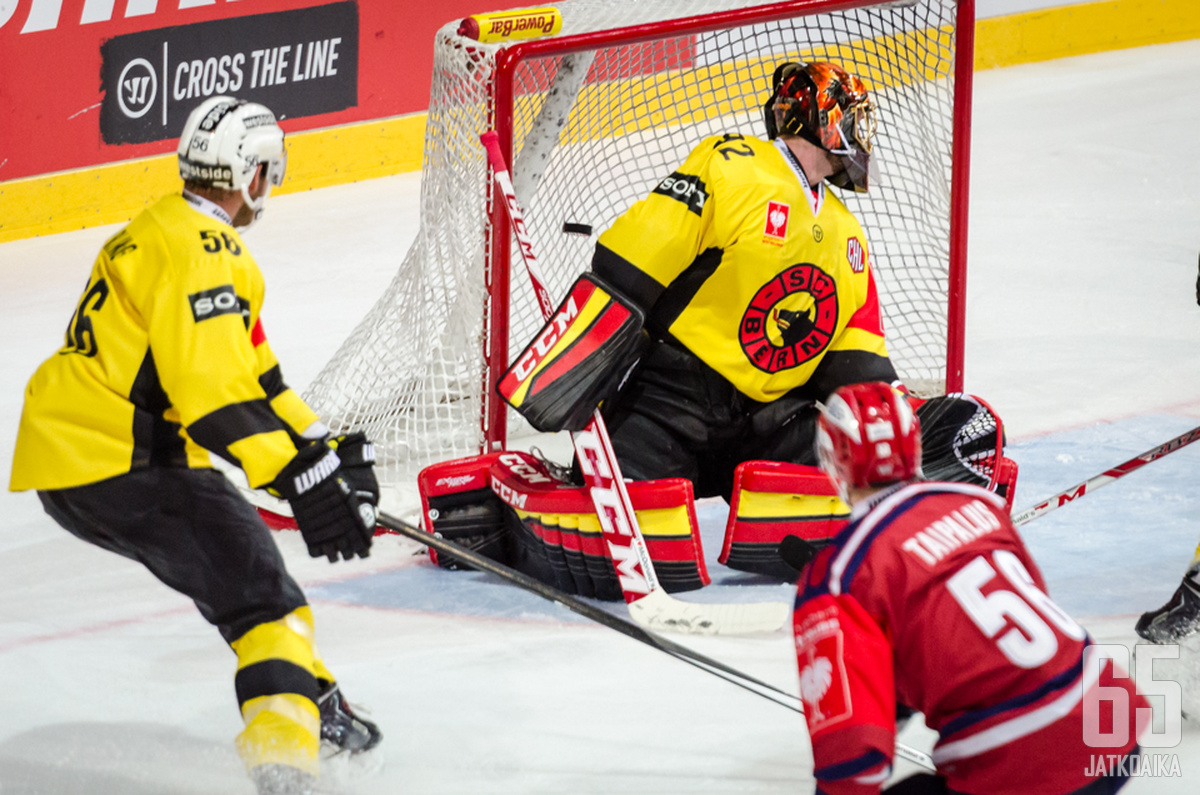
[{"xmin": 226, "ymin": 430, "xmax": 300, "ymax": 488}]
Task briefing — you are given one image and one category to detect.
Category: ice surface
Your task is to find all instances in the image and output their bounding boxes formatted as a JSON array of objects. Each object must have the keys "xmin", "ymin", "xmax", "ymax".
[{"xmin": 4, "ymin": 40, "xmax": 1200, "ymax": 793}]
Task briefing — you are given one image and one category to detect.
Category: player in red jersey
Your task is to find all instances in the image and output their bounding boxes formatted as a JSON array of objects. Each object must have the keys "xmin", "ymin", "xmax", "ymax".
[{"xmin": 790, "ymin": 382, "xmax": 1148, "ymax": 795}]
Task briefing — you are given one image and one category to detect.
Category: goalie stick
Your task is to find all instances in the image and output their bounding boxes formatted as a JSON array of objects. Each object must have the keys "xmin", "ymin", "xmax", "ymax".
[
  {"xmin": 373, "ymin": 507, "xmax": 936, "ymax": 772},
  {"xmin": 1011, "ymin": 423, "xmax": 1200, "ymax": 526},
  {"xmin": 481, "ymin": 130, "xmax": 789, "ymax": 636}
]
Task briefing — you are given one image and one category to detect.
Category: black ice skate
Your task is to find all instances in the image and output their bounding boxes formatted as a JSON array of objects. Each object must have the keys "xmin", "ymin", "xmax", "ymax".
[
  {"xmin": 318, "ymin": 682, "xmax": 382, "ymax": 754},
  {"xmin": 1136, "ymin": 574, "xmax": 1200, "ymax": 644}
]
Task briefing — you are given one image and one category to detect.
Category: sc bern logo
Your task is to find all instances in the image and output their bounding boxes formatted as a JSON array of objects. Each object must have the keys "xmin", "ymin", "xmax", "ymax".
[{"xmin": 739, "ymin": 263, "xmax": 838, "ymax": 373}]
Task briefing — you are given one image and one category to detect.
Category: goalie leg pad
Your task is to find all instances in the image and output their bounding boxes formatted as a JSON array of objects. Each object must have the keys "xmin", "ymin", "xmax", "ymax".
[
  {"xmin": 489, "ymin": 451, "xmax": 710, "ymax": 600},
  {"xmin": 418, "ymin": 455, "xmax": 509, "ymax": 570},
  {"xmin": 497, "ymin": 273, "xmax": 648, "ymax": 433},
  {"xmin": 719, "ymin": 460, "xmax": 849, "ymax": 580}
]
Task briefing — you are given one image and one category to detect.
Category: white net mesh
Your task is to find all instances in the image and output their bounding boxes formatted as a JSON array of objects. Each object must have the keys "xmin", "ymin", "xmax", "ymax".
[{"xmin": 305, "ymin": 0, "xmax": 965, "ymax": 486}]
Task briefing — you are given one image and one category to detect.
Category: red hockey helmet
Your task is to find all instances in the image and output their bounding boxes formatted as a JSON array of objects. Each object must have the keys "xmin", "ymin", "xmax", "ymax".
[
  {"xmin": 816, "ymin": 382, "xmax": 921, "ymax": 494},
  {"xmin": 763, "ymin": 61, "xmax": 877, "ymax": 192}
]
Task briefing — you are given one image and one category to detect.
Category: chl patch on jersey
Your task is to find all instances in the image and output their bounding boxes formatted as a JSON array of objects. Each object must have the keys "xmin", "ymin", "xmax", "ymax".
[
  {"xmin": 739, "ymin": 263, "xmax": 839, "ymax": 373},
  {"xmin": 847, "ymin": 237, "xmax": 866, "ymax": 273},
  {"xmin": 188, "ymin": 284, "xmax": 249, "ymax": 325},
  {"xmin": 653, "ymin": 172, "xmax": 708, "ymax": 216},
  {"xmin": 764, "ymin": 200, "xmax": 790, "ymax": 240}
]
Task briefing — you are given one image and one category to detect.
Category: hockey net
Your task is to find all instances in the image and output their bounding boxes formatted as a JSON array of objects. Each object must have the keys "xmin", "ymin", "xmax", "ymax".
[{"xmin": 304, "ymin": 0, "xmax": 973, "ymax": 486}]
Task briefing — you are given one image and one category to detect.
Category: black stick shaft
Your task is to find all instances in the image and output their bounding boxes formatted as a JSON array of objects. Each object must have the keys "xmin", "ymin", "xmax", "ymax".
[
  {"xmin": 377, "ymin": 509, "xmax": 935, "ymax": 770},
  {"xmin": 377, "ymin": 510, "xmax": 800, "ymax": 708}
]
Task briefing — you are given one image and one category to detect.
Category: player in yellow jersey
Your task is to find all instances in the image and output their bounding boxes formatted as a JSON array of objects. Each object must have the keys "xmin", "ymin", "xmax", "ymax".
[
  {"xmin": 494, "ymin": 62, "xmax": 1013, "ymax": 583},
  {"xmin": 10, "ymin": 97, "xmax": 380, "ymax": 794},
  {"xmin": 590, "ymin": 62, "xmax": 899, "ymax": 498}
]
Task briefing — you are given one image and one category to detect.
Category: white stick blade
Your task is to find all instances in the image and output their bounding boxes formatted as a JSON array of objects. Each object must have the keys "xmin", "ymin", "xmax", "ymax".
[{"xmin": 628, "ymin": 589, "xmax": 791, "ymax": 635}]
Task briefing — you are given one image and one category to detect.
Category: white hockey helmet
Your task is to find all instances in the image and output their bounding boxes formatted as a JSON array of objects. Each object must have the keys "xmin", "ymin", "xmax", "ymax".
[{"xmin": 177, "ymin": 96, "xmax": 287, "ymax": 227}]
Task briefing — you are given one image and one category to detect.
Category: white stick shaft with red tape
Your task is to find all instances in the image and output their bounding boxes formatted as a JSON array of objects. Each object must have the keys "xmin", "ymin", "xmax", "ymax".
[{"xmin": 481, "ymin": 130, "xmax": 787, "ymax": 633}]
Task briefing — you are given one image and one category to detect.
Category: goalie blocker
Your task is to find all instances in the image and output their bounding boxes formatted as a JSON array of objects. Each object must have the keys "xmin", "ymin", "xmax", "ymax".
[
  {"xmin": 418, "ymin": 451, "xmax": 709, "ymax": 600},
  {"xmin": 497, "ymin": 273, "xmax": 648, "ymax": 433}
]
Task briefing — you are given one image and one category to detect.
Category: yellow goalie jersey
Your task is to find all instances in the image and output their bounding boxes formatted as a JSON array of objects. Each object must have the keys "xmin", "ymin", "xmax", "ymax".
[
  {"xmin": 593, "ymin": 134, "xmax": 894, "ymax": 403},
  {"xmin": 10, "ymin": 193, "xmax": 320, "ymax": 492}
]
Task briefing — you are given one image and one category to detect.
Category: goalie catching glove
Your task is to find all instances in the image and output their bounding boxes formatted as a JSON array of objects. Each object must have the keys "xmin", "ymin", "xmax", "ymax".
[
  {"xmin": 915, "ymin": 392, "xmax": 1018, "ymax": 509},
  {"xmin": 272, "ymin": 441, "xmax": 375, "ymax": 562}
]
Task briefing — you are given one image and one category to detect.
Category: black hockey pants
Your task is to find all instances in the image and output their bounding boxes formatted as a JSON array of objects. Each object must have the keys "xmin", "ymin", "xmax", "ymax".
[
  {"xmin": 603, "ymin": 339, "xmax": 821, "ymax": 501},
  {"xmin": 38, "ymin": 467, "xmax": 307, "ymax": 644}
]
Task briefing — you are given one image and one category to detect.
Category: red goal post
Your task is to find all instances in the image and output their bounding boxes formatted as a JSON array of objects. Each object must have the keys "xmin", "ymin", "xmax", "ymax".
[{"xmin": 305, "ymin": 0, "xmax": 975, "ymax": 484}]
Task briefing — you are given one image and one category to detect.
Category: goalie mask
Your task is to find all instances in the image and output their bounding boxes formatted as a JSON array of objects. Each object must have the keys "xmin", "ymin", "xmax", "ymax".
[
  {"xmin": 177, "ymin": 96, "xmax": 287, "ymax": 228},
  {"xmin": 816, "ymin": 382, "xmax": 920, "ymax": 497},
  {"xmin": 763, "ymin": 61, "xmax": 877, "ymax": 193}
]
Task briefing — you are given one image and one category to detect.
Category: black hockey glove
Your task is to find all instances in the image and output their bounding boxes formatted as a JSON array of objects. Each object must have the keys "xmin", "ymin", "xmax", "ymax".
[
  {"xmin": 329, "ymin": 432, "xmax": 380, "ymax": 528},
  {"xmin": 273, "ymin": 442, "xmax": 374, "ymax": 562}
]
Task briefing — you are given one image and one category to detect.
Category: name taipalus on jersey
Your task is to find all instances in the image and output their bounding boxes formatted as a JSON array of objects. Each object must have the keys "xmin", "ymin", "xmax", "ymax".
[{"xmin": 900, "ymin": 499, "xmax": 1002, "ymax": 566}]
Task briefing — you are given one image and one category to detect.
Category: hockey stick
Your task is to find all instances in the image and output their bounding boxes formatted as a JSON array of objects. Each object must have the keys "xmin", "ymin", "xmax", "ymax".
[
  {"xmin": 372, "ymin": 508, "xmax": 935, "ymax": 771},
  {"xmin": 481, "ymin": 130, "xmax": 789, "ymax": 635},
  {"xmin": 251, "ymin": 493, "xmax": 935, "ymax": 768},
  {"xmin": 1011, "ymin": 423, "xmax": 1200, "ymax": 526}
]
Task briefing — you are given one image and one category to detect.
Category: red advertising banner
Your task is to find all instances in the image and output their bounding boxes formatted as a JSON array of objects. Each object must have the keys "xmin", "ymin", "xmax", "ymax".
[{"xmin": 0, "ymin": 0, "xmax": 517, "ymax": 183}]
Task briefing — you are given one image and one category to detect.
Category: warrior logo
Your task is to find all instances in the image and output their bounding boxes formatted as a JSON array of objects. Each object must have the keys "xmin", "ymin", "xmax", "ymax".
[
  {"xmin": 116, "ymin": 58, "xmax": 156, "ymax": 119},
  {"xmin": 764, "ymin": 200, "xmax": 790, "ymax": 239},
  {"xmin": 739, "ymin": 263, "xmax": 838, "ymax": 373}
]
